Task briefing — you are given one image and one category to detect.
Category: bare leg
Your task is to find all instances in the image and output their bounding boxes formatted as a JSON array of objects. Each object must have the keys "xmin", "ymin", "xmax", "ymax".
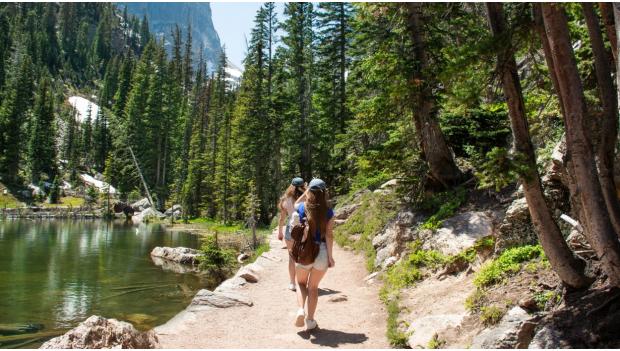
[
  {"xmin": 306, "ymin": 268, "xmax": 326, "ymax": 320},
  {"xmin": 285, "ymin": 239, "xmax": 296, "ymax": 284},
  {"xmin": 296, "ymin": 267, "xmax": 310, "ymax": 310}
]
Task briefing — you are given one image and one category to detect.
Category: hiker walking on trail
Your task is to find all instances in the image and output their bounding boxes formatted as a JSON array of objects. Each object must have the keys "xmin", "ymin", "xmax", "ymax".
[
  {"xmin": 278, "ymin": 177, "xmax": 307, "ymax": 291},
  {"xmin": 293, "ymin": 178, "xmax": 335, "ymax": 331}
]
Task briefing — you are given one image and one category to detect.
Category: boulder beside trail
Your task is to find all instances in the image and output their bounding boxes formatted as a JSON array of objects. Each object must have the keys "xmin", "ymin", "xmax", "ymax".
[
  {"xmin": 471, "ymin": 307, "xmax": 538, "ymax": 349},
  {"xmin": 151, "ymin": 256, "xmax": 200, "ymax": 274},
  {"xmin": 495, "ymin": 197, "xmax": 537, "ymax": 252},
  {"xmin": 150, "ymin": 246, "xmax": 201, "ymax": 265},
  {"xmin": 189, "ymin": 289, "xmax": 253, "ymax": 309},
  {"xmin": 133, "ymin": 208, "xmax": 166, "ymax": 223},
  {"xmin": 131, "ymin": 198, "xmax": 151, "ymax": 211},
  {"xmin": 423, "ymin": 211, "xmax": 495, "ymax": 256},
  {"xmin": 235, "ymin": 263, "xmax": 263, "ymax": 283},
  {"xmin": 164, "ymin": 204, "xmax": 182, "ymax": 219},
  {"xmin": 40, "ymin": 315, "xmax": 159, "ymax": 349},
  {"xmin": 372, "ymin": 211, "xmax": 417, "ymax": 268}
]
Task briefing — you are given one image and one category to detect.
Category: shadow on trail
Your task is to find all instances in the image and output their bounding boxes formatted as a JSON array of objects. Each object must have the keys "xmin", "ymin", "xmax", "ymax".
[
  {"xmin": 297, "ymin": 328, "xmax": 368, "ymax": 347},
  {"xmin": 318, "ymin": 288, "xmax": 340, "ymax": 296}
]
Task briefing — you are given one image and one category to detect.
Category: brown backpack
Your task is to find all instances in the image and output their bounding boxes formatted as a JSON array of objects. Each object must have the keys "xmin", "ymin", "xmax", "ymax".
[{"xmin": 289, "ymin": 222, "xmax": 320, "ymax": 265}]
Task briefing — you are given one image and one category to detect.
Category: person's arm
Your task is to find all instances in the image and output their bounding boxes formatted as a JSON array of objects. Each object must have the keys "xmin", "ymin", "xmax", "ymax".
[
  {"xmin": 326, "ymin": 217, "xmax": 335, "ymax": 268},
  {"xmin": 277, "ymin": 201, "xmax": 285, "ymax": 241}
]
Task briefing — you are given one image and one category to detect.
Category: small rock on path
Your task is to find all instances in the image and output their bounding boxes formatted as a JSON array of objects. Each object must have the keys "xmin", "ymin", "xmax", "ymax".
[{"xmin": 154, "ymin": 229, "xmax": 388, "ymax": 348}]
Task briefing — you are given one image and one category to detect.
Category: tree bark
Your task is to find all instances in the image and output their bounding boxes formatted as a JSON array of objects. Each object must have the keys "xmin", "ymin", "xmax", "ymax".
[
  {"xmin": 583, "ymin": 3, "xmax": 620, "ymax": 237},
  {"xmin": 599, "ymin": 2, "xmax": 617, "ymax": 64},
  {"xmin": 404, "ymin": 3, "xmax": 462, "ymax": 188},
  {"xmin": 486, "ymin": 2, "xmax": 590, "ymax": 288},
  {"xmin": 533, "ymin": 4, "xmax": 592, "ymax": 238},
  {"xmin": 542, "ymin": 3, "xmax": 620, "ymax": 287}
]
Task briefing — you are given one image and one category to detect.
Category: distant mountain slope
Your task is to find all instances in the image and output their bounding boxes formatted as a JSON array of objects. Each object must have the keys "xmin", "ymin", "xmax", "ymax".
[{"xmin": 120, "ymin": 2, "xmax": 223, "ymax": 70}]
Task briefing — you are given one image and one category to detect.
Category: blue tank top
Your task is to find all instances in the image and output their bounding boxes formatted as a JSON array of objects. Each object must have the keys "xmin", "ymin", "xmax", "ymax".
[{"xmin": 298, "ymin": 203, "xmax": 334, "ymax": 243}]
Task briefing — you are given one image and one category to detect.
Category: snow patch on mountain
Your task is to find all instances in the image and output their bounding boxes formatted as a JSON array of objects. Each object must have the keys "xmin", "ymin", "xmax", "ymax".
[{"xmin": 68, "ymin": 96, "xmax": 99, "ymax": 124}]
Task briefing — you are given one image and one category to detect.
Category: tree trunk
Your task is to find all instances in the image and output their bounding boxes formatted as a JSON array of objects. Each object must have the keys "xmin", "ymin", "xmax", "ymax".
[
  {"xmin": 339, "ymin": 3, "xmax": 347, "ymax": 135},
  {"xmin": 405, "ymin": 3, "xmax": 462, "ymax": 188},
  {"xmin": 486, "ymin": 2, "xmax": 590, "ymax": 288},
  {"xmin": 599, "ymin": 2, "xmax": 617, "ymax": 64},
  {"xmin": 542, "ymin": 3, "xmax": 620, "ymax": 287},
  {"xmin": 533, "ymin": 4, "xmax": 592, "ymax": 238},
  {"xmin": 583, "ymin": 3, "xmax": 620, "ymax": 237}
]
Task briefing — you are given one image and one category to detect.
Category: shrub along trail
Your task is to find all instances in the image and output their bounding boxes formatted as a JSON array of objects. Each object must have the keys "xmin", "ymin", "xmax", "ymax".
[{"xmin": 154, "ymin": 229, "xmax": 388, "ymax": 348}]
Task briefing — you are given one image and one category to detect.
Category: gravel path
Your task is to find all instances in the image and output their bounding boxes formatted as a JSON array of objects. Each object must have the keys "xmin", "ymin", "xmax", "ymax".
[{"xmin": 154, "ymin": 229, "xmax": 388, "ymax": 348}]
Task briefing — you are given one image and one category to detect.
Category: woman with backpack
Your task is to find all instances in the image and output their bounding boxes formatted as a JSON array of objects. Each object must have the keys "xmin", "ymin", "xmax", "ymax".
[
  {"xmin": 293, "ymin": 178, "xmax": 335, "ymax": 331},
  {"xmin": 278, "ymin": 177, "xmax": 307, "ymax": 291}
]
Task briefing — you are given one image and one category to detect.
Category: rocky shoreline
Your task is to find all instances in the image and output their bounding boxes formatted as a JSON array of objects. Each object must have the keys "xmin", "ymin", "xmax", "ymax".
[
  {"xmin": 0, "ymin": 206, "xmax": 103, "ymax": 219},
  {"xmin": 40, "ymin": 235, "xmax": 279, "ymax": 349}
]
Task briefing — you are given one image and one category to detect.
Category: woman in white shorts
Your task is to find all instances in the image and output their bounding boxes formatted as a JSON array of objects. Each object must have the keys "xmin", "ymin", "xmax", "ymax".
[
  {"xmin": 278, "ymin": 177, "xmax": 306, "ymax": 291},
  {"xmin": 293, "ymin": 178, "xmax": 335, "ymax": 331}
]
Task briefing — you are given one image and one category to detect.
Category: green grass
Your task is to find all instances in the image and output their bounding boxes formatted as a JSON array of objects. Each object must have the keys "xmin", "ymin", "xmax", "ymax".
[
  {"xmin": 39, "ymin": 196, "xmax": 85, "ymax": 207},
  {"xmin": 480, "ymin": 305, "xmax": 504, "ymax": 326},
  {"xmin": 428, "ymin": 334, "xmax": 446, "ymax": 349},
  {"xmin": 447, "ymin": 236, "xmax": 495, "ymax": 266},
  {"xmin": 533, "ymin": 290, "xmax": 561, "ymax": 310},
  {"xmin": 0, "ymin": 193, "xmax": 23, "ymax": 208},
  {"xmin": 465, "ymin": 288, "xmax": 487, "ymax": 312},
  {"xmin": 419, "ymin": 187, "xmax": 467, "ymax": 230},
  {"xmin": 380, "ymin": 241, "xmax": 448, "ymax": 302},
  {"xmin": 473, "ymin": 245, "xmax": 545, "ymax": 287},
  {"xmin": 187, "ymin": 217, "xmax": 245, "ymax": 233},
  {"xmin": 386, "ymin": 295, "xmax": 410, "ymax": 348},
  {"xmin": 466, "ymin": 245, "xmax": 549, "ymax": 315},
  {"xmin": 334, "ymin": 190, "xmax": 400, "ymax": 271},
  {"xmin": 381, "ymin": 237, "xmax": 496, "ymax": 304},
  {"xmin": 249, "ymin": 241, "xmax": 271, "ymax": 263}
]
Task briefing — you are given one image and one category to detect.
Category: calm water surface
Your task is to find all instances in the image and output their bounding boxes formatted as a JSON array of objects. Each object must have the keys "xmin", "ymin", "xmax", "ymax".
[{"xmin": 0, "ymin": 220, "xmax": 211, "ymax": 347}]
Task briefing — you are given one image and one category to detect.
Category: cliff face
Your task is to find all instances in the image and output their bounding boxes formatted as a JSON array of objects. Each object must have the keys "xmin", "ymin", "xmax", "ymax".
[{"xmin": 120, "ymin": 2, "xmax": 223, "ymax": 70}]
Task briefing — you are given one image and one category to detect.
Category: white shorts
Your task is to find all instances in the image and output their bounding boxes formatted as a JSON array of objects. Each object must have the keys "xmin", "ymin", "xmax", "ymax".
[{"xmin": 296, "ymin": 242, "xmax": 328, "ymax": 272}]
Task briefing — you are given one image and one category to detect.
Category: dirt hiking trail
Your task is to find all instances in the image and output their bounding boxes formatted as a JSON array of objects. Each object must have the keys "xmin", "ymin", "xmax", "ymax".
[{"xmin": 154, "ymin": 229, "xmax": 389, "ymax": 348}]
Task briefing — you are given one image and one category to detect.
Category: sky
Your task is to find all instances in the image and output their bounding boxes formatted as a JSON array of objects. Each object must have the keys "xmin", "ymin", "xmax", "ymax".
[
  {"xmin": 211, "ymin": 2, "xmax": 261, "ymax": 69},
  {"xmin": 211, "ymin": 2, "xmax": 284, "ymax": 69}
]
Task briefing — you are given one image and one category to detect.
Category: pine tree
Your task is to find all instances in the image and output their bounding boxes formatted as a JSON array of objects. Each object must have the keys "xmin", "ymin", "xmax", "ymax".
[
  {"xmin": 486, "ymin": 2, "xmax": 590, "ymax": 289},
  {"xmin": 145, "ymin": 42, "xmax": 169, "ymax": 209},
  {"xmin": 48, "ymin": 175, "xmax": 60, "ymax": 204},
  {"xmin": 281, "ymin": 2, "xmax": 315, "ymax": 181},
  {"xmin": 181, "ymin": 72, "xmax": 212, "ymax": 217},
  {"xmin": 139, "ymin": 14, "xmax": 150, "ymax": 49},
  {"xmin": 0, "ymin": 8, "xmax": 11, "ymax": 90},
  {"xmin": 41, "ymin": 3, "xmax": 60, "ymax": 72},
  {"xmin": 314, "ymin": 2, "xmax": 352, "ymax": 186},
  {"xmin": 92, "ymin": 5, "xmax": 112, "ymax": 74},
  {"xmin": 100, "ymin": 56, "xmax": 119, "ymax": 109},
  {"xmin": 28, "ymin": 77, "xmax": 57, "ymax": 183},
  {"xmin": 92, "ymin": 108, "xmax": 109, "ymax": 173},
  {"xmin": 59, "ymin": 3, "xmax": 78, "ymax": 67},
  {"xmin": 81, "ymin": 103, "xmax": 93, "ymax": 169},
  {"xmin": 112, "ymin": 56, "xmax": 134, "ymax": 118},
  {"xmin": 62, "ymin": 106, "xmax": 81, "ymax": 182},
  {"xmin": 182, "ymin": 23, "xmax": 193, "ymax": 92},
  {"xmin": 0, "ymin": 44, "xmax": 34, "ymax": 183}
]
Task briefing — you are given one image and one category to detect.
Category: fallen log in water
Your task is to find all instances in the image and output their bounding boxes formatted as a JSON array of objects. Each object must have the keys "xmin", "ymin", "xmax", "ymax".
[
  {"xmin": 101, "ymin": 285, "xmax": 174, "ymax": 300},
  {"xmin": 109, "ymin": 283, "xmax": 171, "ymax": 291},
  {"xmin": 0, "ymin": 323, "xmax": 43, "ymax": 335},
  {"xmin": 0, "ymin": 330, "xmax": 63, "ymax": 345}
]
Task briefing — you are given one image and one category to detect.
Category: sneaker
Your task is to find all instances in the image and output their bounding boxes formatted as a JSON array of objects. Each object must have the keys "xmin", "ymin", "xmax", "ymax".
[
  {"xmin": 294, "ymin": 308, "xmax": 305, "ymax": 327},
  {"xmin": 288, "ymin": 283, "xmax": 296, "ymax": 291},
  {"xmin": 305, "ymin": 318, "xmax": 318, "ymax": 330}
]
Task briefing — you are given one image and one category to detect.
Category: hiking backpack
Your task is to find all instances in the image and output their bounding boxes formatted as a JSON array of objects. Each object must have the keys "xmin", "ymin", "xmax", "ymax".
[{"xmin": 289, "ymin": 221, "xmax": 320, "ymax": 265}]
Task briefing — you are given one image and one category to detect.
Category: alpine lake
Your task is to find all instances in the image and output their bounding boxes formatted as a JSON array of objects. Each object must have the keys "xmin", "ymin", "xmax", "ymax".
[{"xmin": 0, "ymin": 219, "xmax": 214, "ymax": 348}]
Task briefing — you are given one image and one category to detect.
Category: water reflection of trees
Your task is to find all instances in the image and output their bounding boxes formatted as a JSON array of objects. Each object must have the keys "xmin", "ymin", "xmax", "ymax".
[{"xmin": 0, "ymin": 220, "xmax": 204, "ymax": 330}]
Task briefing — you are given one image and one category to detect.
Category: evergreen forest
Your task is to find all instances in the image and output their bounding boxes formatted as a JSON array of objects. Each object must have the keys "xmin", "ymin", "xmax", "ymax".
[{"xmin": 3, "ymin": 1, "xmax": 620, "ymax": 293}]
